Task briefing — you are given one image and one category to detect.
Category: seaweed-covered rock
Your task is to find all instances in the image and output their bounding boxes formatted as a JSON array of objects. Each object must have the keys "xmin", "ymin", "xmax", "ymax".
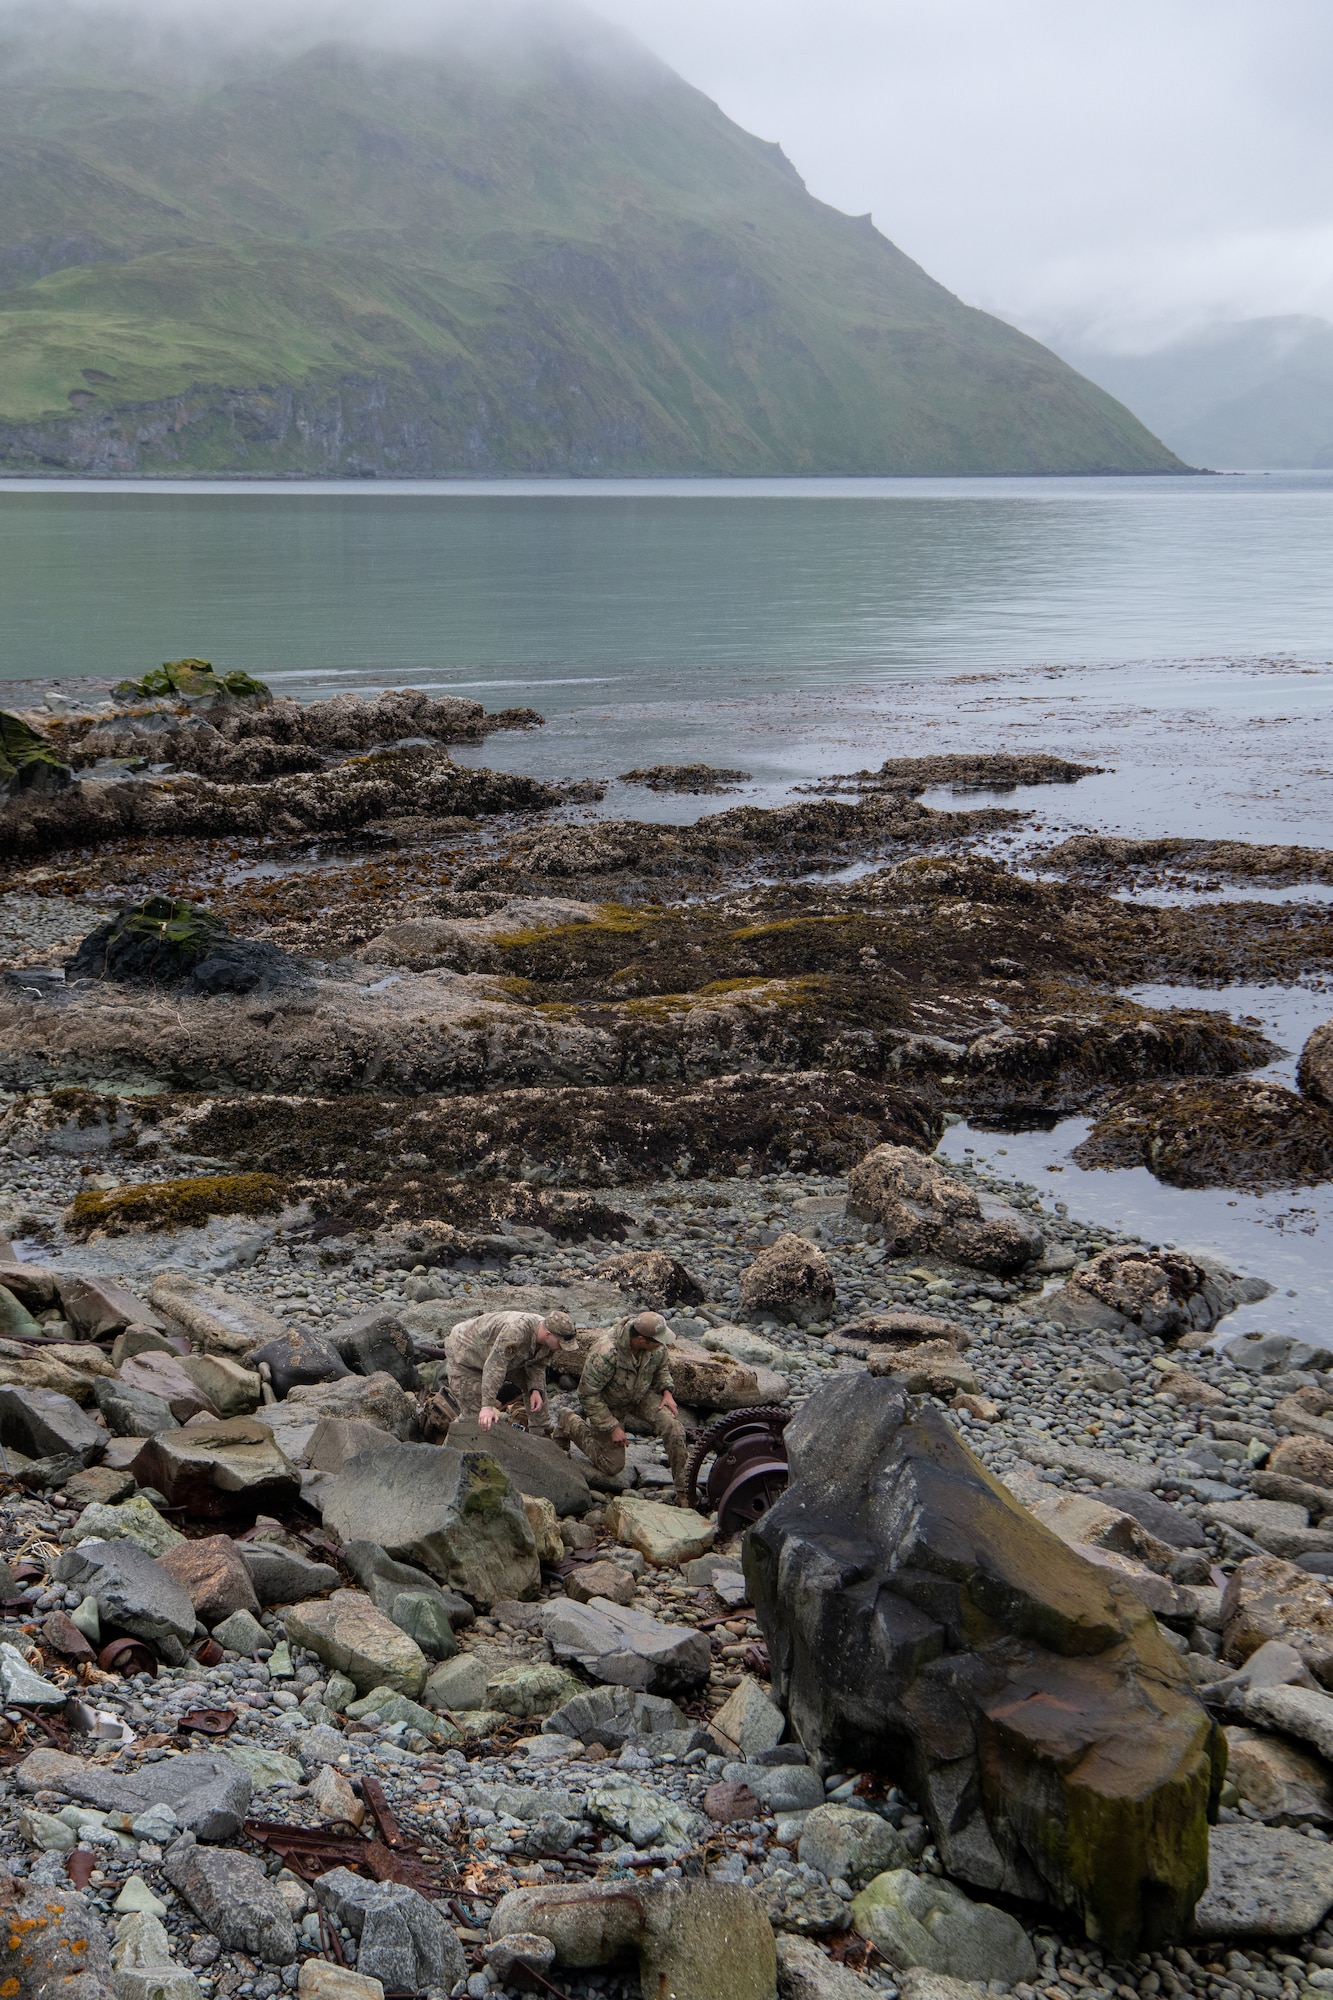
[
  {"xmin": 1299, "ymin": 1021, "xmax": 1333, "ymax": 1110},
  {"xmin": 65, "ymin": 1174, "xmax": 288, "ymax": 1240},
  {"xmin": 739, "ymin": 1233, "xmax": 836, "ymax": 1328},
  {"xmin": 67, "ymin": 896, "xmax": 306, "ymax": 996},
  {"xmin": 747, "ymin": 1374, "xmax": 1222, "ymax": 1953},
  {"xmin": 165, "ymin": 1074, "xmax": 941, "ymax": 1189},
  {"xmin": 114, "ymin": 658, "xmax": 270, "ymax": 703},
  {"xmin": 1047, "ymin": 1245, "xmax": 1269, "ymax": 1340},
  {"xmin": 1072, "ymin": 1077, "xmax": 1333, "ymax": 1190},
  {"xmin": 591, "ymin": 1250, "xmax": 705, "ymax": 1309},
  {"xmin": 618, "ymin": 763, "xmax": 750, "ymax": 793},
  {"xmin": 846, "ymin": 1146, "xmax": 1043, "ymax": 1274}
]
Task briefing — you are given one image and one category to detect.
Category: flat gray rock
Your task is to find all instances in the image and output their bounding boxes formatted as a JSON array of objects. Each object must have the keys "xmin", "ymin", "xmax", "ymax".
[
  {"xmin": 0, "ymin": 1384, "xmax": 105, "ymax": 1464},
  {"xmin": 1098, "ymin": 1487, "xmax": 1207, "ymax": 1550},
  {"xmin": 14, "ymin": 1747, "xmax": 252, "ymax": 1841},
  {"xmin": 541, "ymin": 1684, "xmax": 689, "ymax": 1748},
  {"xmin": 1193, "ymin": 1824, "xmax": 1333, "ymax": 1937},
  {"xmin": 237, "ymin": 1541, "xmax": 339, "ymax": 1605},
  {"xmin": 53, "ymin": 1535, "xmax": 195, "ymax": 1650},
  {"xmin": 539, "ymin": 1596, "xmax": 710, "ymax": 1697}
]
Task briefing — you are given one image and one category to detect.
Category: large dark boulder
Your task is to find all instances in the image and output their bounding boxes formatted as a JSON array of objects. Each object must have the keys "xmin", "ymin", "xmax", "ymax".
[
  {"xmin": 329, "ymin": 1309, "xmax": 420, "ymax": 1390},
  {"xmin": 745, "ymin": 1375, "xmax": 1223, "ymax": 1954},
  {"xmin": 66, "ymin": 895, "xmax": 306, "ymax": 995}
]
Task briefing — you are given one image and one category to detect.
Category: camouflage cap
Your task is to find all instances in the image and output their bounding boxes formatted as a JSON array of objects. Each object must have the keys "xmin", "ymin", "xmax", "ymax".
[
  {"xmin": 629, "ymin": 1311, "xmax": 670, "ymax": 1344},
  {"xmin": 542, "ymin": 1309, "xmax": 579, "ymax": 1348}
]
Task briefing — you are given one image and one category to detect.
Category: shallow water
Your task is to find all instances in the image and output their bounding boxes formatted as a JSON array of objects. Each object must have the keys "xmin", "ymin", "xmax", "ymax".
[{"xmin": 935, "ymin": 970, "xmax": 1333, "ymax": 1341}]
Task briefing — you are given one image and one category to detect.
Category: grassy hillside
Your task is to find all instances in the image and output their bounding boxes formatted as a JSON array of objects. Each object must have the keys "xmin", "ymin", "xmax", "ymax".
[{"xmin": 0, "ymin": 4, "xmax": 1186, "ymax": 476}]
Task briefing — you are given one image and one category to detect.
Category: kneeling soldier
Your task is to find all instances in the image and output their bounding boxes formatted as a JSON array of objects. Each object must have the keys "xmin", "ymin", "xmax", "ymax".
[
  {"xmin": 556, "ymin": 1310, "xmax": 689, "ymax": 1504},
  {"xmin": 444, "ymin": 1308, "xmax": 578, "ymax": 1434}
]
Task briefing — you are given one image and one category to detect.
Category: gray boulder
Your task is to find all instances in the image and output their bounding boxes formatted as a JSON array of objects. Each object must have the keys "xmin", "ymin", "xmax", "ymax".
[
  {"xmin": 799, "ymin": 1805, "xmax": 916, "ymax": 1890},
  {"xmin": 329, "ymin": 1309, "xmax": 421, "ymax": 1390},
  {"xmin": 541, "ymin": 1684, "xmax": 689, "ymax": 1749},
  {"xmin": 53, "ymin": 1537, "xmax": 195, "ymax": 1652},
  {"xmin": 386, "ymin": 1589, "xmax": 457, "ymax": 1659},
  {"xmin": 0, "ymin": 1384, "xmax": 104, "ymax": 1464},
  {"xmin": 444, "ymin": 1417, "xmax": 592, "ymax": 1516},
  {"xmin": 313, "ymin": 1869, "xmax": 465, "ymax": 1991},
  {"xmin": 850, "ymin": 1871, "xmax": 1037, "ymax": 1984},
  {"xmin": 539, "ymin": 1596, "xmax": 711, "ymax": 1697},
  {"xmin": 57, "ymin": 1274, "xmax": 160, "ymax": 1340},
  {"xmin": 747, "ymin": 1373, "xmax": 1222, "ymax": 1954},
  {"xmin": 321, "ymin": 1442, "xmax": 539, "ymax": 1606},
  {"xmin": 164, "ymin": 1836, "xmax": 298, "ymax": 1963},
  {"xmin": 1048, "ymin": 1247, "xmax": 1270, "ymax": 1340},
  {"xmin": 237, "ymin": 1542, "xmax": 339, "ymax": 1605},
  {"xmin": 14, "ymin": 1746, "xmax": 252, "ymax": 1841},
  {"xmin": 93, "ymin": 1376, "xmax": 178, "ymax": 1440},
  {"xmin": 286, "ymin": 1370, "xmax": 416, "ymax": 1438},
  {"xmin": 722, "ymin": 1762, "xmax": 824, "ymax": 1813}
]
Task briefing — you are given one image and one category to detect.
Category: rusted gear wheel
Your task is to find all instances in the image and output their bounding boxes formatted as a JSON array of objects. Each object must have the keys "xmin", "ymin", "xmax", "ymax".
[{"xmin": 685, "ymin": 1405, "xmax": 792, "ymax": 1533}]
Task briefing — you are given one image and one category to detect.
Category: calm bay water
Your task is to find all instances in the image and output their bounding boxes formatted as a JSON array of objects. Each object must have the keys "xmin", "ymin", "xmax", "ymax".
[{"xmin": 2, "ymin": 473, "xmax": 1332, "ymax": 716}]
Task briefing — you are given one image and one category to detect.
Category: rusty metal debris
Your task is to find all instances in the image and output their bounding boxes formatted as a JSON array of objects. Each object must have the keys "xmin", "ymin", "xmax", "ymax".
[
  {"xmin": 178, "ymin": 1708, "xmax": 238, "ymax": 1735},
  {"xmin": 99, "ymin": 1636, "xmax": 157, "ymax": 1677},
  {"xmin": 360, "ymin": 1775, "xmax": 403, "ymax": 1848},
  {"xmin": 245, "ymin": 1821, "xmax": 446, "ymax": 1897},
  {"xmin": 684, "ymin": 1407, "xmax": 790, "ymax": 1534}
]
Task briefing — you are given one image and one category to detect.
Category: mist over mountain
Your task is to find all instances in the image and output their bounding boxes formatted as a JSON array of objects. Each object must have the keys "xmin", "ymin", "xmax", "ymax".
[
  {"xmin": 1054, "ymin": 317, "xmax": 1333, "ymax": 471},
  {"xmin": 0, "ymin": 0, "xmax": 1184, "ymax": 477}
]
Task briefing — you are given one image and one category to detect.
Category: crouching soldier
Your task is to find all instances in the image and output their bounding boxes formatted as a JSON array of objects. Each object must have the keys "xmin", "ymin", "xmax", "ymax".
[
  {"xmin": 444, "ymin": 1308, "xmax": 578, "ymax": 1434},
  {"xmin": 555, "ymin": 1310, "xmax": 689, "ymax": 1504}
]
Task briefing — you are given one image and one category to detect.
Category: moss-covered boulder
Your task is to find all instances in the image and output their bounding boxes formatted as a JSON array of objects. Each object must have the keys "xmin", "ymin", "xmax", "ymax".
[
  {"xmin": 0, "ymin": 709, "xmax": 71, "ymax": 798},
  {"xmin": 746, "ymin": 1374, "xmax": 1224, "ymax": 1953},
  {"xmin": 113, "ymin": 658, "xmax": 271, "ymax": 702}
]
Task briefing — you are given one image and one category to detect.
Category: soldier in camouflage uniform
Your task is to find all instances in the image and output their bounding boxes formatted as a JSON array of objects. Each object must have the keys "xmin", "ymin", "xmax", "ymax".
[
  {"xmin": 555, "ymin": 1311, "xmax": 689, "ymax": 1504},
  {"xmin": 444, "ymin": 1309, "xmax": 578, "ymax": 1433}
]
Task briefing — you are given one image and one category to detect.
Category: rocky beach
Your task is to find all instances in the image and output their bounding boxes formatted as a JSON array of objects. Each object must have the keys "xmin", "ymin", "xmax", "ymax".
[{"xmin": 0, "ymin": 667, "xmax": 1332, "ymax": 2000}]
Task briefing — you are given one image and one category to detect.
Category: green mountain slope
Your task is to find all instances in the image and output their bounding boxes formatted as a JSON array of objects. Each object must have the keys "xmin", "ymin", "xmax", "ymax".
[{"xmin": 0, "ymin": 4, "xmax": 1186, "ymax": 476}]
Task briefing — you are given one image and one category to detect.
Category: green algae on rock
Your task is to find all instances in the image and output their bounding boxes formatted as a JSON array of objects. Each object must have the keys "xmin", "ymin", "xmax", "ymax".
[{"xmin": 64, "ymin": 1172, "xmax": 290, "ymax": 1238}]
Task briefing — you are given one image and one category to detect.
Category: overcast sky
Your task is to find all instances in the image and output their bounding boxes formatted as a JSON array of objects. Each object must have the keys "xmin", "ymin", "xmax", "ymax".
[{"xmin": 587, "ymin": 0, "xmax": 1333, "ymax": 352}]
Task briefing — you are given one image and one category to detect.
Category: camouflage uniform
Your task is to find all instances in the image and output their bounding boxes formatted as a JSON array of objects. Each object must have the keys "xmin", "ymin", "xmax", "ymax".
[
  {"xmin": 558, "ymin": 1316, "xmax": 689, "ymax": 1499},
  {"xmin": 444, "ymin": 1310, "xmax": 555, "ymax": 1432}
]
